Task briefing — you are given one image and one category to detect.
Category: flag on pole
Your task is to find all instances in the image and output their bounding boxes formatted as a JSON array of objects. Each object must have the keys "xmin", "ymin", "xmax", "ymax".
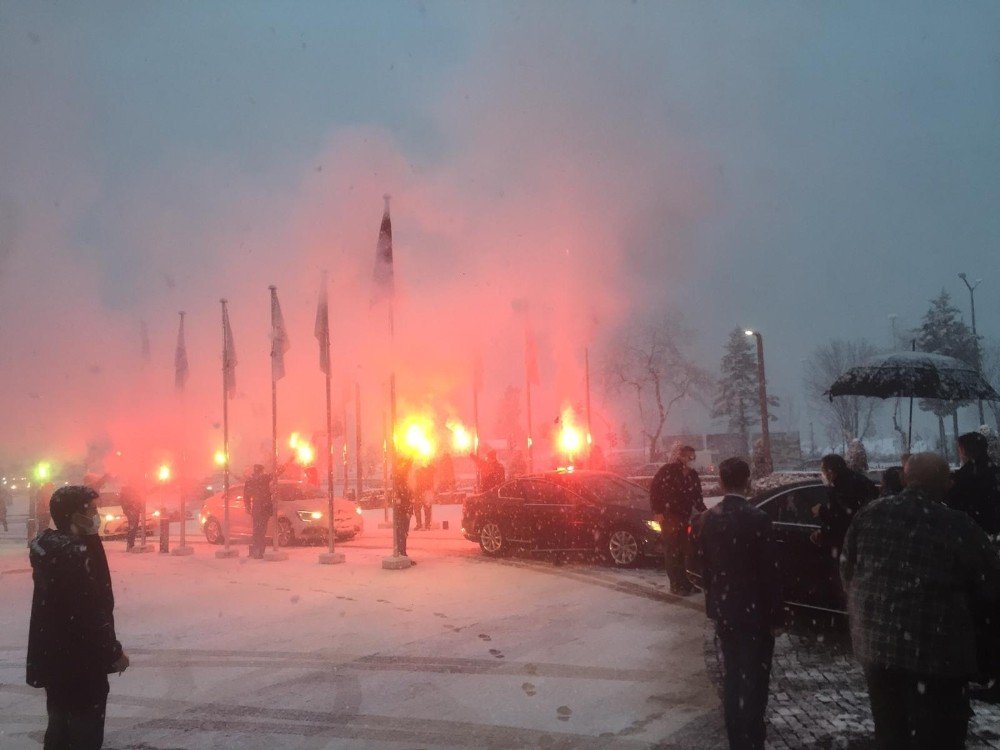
[
  {"xmin": 223, "ymin": 304, "xmax": 237, "ymax": 399},
  {"xmin": 314, "ymin": 273, "xmax": 330, "ymax": 376},
  {"xmin": 371, "ymin": 194, "xmax": 394, "ymax": 304},
  {"xmin": 269, "ymin": 285, "xmax": 290, "ymax": 381},
  {"xmin": 140, "ymin": 320, "xmax": 151, "ymax": 366},
  {"xmin": 525, "ymin": 326, "xmax": 540, "ymax": 385},
  {"xmin": 174, "ymin": 312, "xmax": 189, "ymax": 391}
]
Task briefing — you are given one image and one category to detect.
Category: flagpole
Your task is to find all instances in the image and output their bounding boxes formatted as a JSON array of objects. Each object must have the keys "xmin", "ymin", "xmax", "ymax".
[
  {"xmin": 266, "ymin": 286, "xmax": 288, "ymax": 562},
  {"xmin": 525, "ymin": 326, "xmax": 534, "ymax": 474},
  {"xmin": 216, "ymin": 300, "xmax": 238, "ymax": 559},
  {"xmin": 382, "ymin": 407, "xmax": 389, "ymax": 525},
  {"xmin": 355, "ymin": 381, "xmax": 363, "ymax": 500},
  {"xmin": 317, "ymin": 273, "xmax": 344, "ymax": 565},
  {"xmin": 173, "ymin": 311, "xmax": 193, "ymax": 556},
  {"xmin": 342, "ymin": 398, "xmax": 350, "ymax": 496}
]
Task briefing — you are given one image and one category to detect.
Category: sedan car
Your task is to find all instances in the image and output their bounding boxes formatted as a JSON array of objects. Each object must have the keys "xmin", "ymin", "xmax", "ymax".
[
  {"xmin": 688, "ymin": 480, "xmax": 846, "ymax": 614},
  {"xmin": 461, "ymin": 470, "xmax": 663, "ymax": 567},
  {"xmin": 200, "ymin": 481, "xmax": 363, "ymax": 546}
]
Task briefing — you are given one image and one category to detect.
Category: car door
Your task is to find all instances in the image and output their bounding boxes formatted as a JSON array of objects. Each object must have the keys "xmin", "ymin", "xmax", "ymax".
[
  {"xmin": 226, "ymin": 485, "xmax": 250, "ymax": 537},
  {"xmin": 519, "ymin": 479, "xmax": 575, "ymax": 550},
  {"xmin": 496, "ymin": 481, "xmax": 531, "ymax": 544}
]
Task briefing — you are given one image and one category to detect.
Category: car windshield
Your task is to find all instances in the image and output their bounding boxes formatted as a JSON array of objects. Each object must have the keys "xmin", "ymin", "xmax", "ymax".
[{"xmin": 564, "ymin": 474, "xmax": 649, "ymax": 510}]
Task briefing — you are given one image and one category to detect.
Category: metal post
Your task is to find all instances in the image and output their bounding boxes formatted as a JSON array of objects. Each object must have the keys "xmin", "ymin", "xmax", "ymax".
[
  {"xmin": 217, "ymin": 299, "xmax": 237, "ymax": 559},
  {"xmin": 355, "ymin": 382, "xmax": 363, "ymax": 499},
  {"xmin": 325, "ymin": 368, "xmax": 335, "ymax": 556},
  {"xmin": 748, "ymin": 331, "xmax": 773, "ymax": 474},
  {"xmin": 585, "ymin": 347, "xmax": 593, "ymax": 463},
  {"xmin": 271, "ymin": 377, "xmax": 278, "ymax": 553}
]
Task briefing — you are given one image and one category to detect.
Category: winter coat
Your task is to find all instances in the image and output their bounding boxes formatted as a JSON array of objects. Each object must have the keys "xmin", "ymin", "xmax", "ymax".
[
  {"xmin": 244, "ymin": 474, "xmax": 274, "ymax": 517},
  {"xmin": 119, "ymin": 485, "xmax": 143, "ymax": 519},
  {"xmin": 817, "ymin": 471, "xmax": 877, "ymax": 554},
  {"xmin": 841, "ymin": 489, "xmax": 1000, "ymax": 678},
  {"xmin": 649, "ymin": 462, "xmax": 705, "ymax": 522},
  {"xmin": 690, "ymin": 495, "xmax": 784, "ymax": 633},
  {"xmin": 472, "ymin": 456, "xmax": 506, "ymax": 492},
  {"xmin": 27, "ymin": 530, "xmax": 123, "ymax": 703},
  {"xmin": 945, "ymin": 459, "xmax": 1000, "ymax": 535}
]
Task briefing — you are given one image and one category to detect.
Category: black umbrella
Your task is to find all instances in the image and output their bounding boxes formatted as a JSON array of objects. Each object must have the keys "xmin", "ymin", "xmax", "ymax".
[{"xmin": 827, "ymin": 351, "xmax": 999, "ymax": 449}]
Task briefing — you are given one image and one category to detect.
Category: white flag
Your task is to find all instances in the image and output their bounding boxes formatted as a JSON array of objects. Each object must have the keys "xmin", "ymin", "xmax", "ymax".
[
  {"xmin": 314, "ymin": 273, "xmax": 330, "ymax": 376},
  {"xmin": 222, "ymin": 304, "xmax": 237, "ymax": 399},
  {"xmin": 174, "ymin": 312, "xmax": 189, "ymax": 391}
]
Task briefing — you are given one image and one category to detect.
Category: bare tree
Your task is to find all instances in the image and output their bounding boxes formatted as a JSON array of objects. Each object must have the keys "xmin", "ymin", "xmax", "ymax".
[
  {"xmin": 804, "ymin": 339, "xmax": 881, "ymax": 447},
  {"xmin": 603, "ymin": 313, "xmax": 712, "ymax": 461}
]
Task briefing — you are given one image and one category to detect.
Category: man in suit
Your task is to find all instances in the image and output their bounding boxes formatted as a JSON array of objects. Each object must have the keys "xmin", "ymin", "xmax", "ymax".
[
  {"xmin": 650, "ymin": 444, "xmax": 705, "ymax": 595},
  {"xmin": 691, "ymin": 457, "xmax": 783, "ymax": 750}
]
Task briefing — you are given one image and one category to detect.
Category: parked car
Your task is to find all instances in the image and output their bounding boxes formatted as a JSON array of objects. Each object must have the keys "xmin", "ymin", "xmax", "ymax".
[
  {"xmin": 687, "ymin": 479, "xmax": 846, "ymax": 614},
  {"xmin": 199, "ymin": 481, "xmax": 363, "ymax": 546},
  {"xmin": 95, "ymin": 493, "xmax": 156, "ymax": 541},
  {"xmin": 461, "ymin": 470, "xmax": 664, "ymax": 567}
]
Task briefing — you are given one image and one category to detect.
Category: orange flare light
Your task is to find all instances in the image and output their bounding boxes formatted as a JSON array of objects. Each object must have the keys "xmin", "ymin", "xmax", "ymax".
[
  {"xmin": 157, "ymin": 464, "xmax": 172, "ymax": 482},
  {"xmin": 296, "ymin": 441, "xmax": 316, "ymax": 465},
  {"xmin": 213, "ymin": 449, "xmax": 227, "ymax": 466},
  {"xmin": 396, "ymin": 414, "xmax": 436, "ymax": 462},
  {"xmin": 557, "ymin": 408, "xmax": 584, "ymax": 460},
  {"xmin": 447, "ymin": 419, "xmax": 473, "ymax": 452}
]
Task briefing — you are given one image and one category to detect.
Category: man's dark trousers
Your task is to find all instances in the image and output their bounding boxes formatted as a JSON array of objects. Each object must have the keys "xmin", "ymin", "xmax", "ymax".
[
  {"xmin": 45, "ymin": 684, "xmax": 108, "ymax": 750},
  {"xmin": 864, "ymin": 665, "xmax": 969, "ymax": 749},
  {"xmin": 250, "ymin": 512, "xmax": 269, "ymax": 558},
  {"xmin": 717, "ymin": 626, "xmax": 774, "ymax": 750},
  {"xmin": 662, "ymin": 516, "xmax": 691, "ymax": 593},
  {"xmin": 124, "ymin": 510, "xmax": 140, "ymax": 550}
]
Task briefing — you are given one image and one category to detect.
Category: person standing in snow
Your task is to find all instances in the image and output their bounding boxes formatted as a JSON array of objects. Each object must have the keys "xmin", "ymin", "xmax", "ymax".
[
  {"xmin": 27, "ymin": 485, "xmax": 129, "ymax": 749},
  {"xmin": 471, "ymin": 449, "xmax": 505, "ymax": 492},
  {"xmin": 945, "ymin": 431, "xmax": 1000, "ymax": 535},
  {"xmin": 690, "ymin": 457, "xmax": 783, "ymax": 750},
  {"xmin": 118, "ymin": 484, "xmax": 144, "ymax": 551},
  {"xmin": 392, "ymin": 455, "xmax": 415, "ymax": 560},
  {"xmin": 412, "ymin": 462, "xmax": 435, "ymax": 530},
  {"xmin": 810, "ymin": 454, "xmax": 877, "ymax": 558},
  {"xmin": 841, "ymin": 453, "xmax": 1000, "ymax": 748},
  {"xmin": 649, "ymin": 443, "xmax": 705, "ymax": 595},
  {"xmin": 0, "ymin": 484, "xmax": 9, "ymax": 532}
]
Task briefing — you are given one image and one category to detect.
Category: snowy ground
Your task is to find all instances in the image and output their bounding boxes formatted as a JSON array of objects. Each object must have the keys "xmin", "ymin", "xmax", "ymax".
[{"xmin": 0, "ymin": 506, "xmax": 724, "ymax": 749}]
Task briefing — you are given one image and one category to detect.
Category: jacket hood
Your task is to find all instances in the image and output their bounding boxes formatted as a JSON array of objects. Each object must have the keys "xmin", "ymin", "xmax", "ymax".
[{"xmin": 29, "ymin": 529, "xmax": 88, "ymax": 569}]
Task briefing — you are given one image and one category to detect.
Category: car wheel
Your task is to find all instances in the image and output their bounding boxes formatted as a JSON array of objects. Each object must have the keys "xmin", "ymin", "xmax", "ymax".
[
  {"xmin": 204, "ymin": 518, "xmax": 223, "ymax": 545},
  {"xmin": 478, "ymin": 519, "xmax": 506, "ymax": 556},
  {"xmin": 276, "ymin": 517, "xmax": 295, "ymax": 547},
  {"xmin": 606, "ymin": 527, "xmax": 641, "ymax": 568}
]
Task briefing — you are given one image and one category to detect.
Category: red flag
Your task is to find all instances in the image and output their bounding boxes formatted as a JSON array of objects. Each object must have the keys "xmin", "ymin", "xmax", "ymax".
[
  {"xmin": 371, "ymin": 194, "xmax": 393, "ymax": 304},
  {"xmin": 270, "ymin": 286, "xmax": 290, "ymax": 381}
]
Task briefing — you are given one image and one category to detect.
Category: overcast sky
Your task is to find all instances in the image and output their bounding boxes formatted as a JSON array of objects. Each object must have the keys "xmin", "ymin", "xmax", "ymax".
[{"xmin": 2, "ymin": 1, "xmax": 999, "ymax": 464}]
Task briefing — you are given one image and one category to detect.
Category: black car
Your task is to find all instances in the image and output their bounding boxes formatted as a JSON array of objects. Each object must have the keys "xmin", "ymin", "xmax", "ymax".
[
  {"xmin": 461, "ymin": 470, "xmax": 663, "ymax": 567},
  {"xmin": 688, "ymin": 480, "xmax": 846, "ymax": 614}
]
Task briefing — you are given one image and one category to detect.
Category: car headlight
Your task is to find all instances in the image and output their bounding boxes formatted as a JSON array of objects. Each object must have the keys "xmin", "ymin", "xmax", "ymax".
[
  {"xmin": 355, "ymin": 506, "xmax": 363, "ymax": 515},
  {"xmin": 105, "ymin": 514, "xmax": 115, "ymax": 522},
  {"xmin": 297, "ymin": 510, "xmax": 322, "ymax": 521},
  {"xmin": 645, "ymin": 519, "xmax": 662, "ymax": 534}
]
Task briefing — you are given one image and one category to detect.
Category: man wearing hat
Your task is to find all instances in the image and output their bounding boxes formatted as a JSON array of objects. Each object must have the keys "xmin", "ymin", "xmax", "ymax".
[{"xmin": 27, "ymin": 485, "xmax": 129, "ymax": 749}]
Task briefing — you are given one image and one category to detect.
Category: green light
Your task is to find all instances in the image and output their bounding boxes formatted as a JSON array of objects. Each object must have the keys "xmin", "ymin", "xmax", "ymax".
[{"xmin": 34, "ymin": 461, "xmax": 52, "ymax": 482}]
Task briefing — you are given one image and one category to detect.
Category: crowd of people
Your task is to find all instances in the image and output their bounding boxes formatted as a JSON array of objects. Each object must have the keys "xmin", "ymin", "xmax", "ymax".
[{"xmin": 651, "ymin": 435, "xmax": 1000, "ymax": 750}]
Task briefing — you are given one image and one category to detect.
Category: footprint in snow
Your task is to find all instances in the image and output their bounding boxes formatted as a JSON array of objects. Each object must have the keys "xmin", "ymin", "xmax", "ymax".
[
  {"xmin": 478, "ymin": 634, "xmax": 491, "ymax": 641},
  {"xmin": 557, "ymin": 706, "xmax": 572, "ymax": 721},
  {"xmin": 521, "ymin": 682, "xmax": 536, "ymax": 697},
  {"xmin": 433, "ymin": 612, "xmax": 447, "ymax": 618},
  {"xmin": 489, "ymin": 649, "xmax": 504, "ymax": 659}
]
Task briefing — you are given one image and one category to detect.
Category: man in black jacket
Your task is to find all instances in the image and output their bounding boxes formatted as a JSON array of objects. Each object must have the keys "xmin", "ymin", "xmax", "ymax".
[
  {"xmin": 811, "ymin": 453, "xmax": 877, "ymax": 559},
  {"xmin": 649, "ymin": 444, "xmax": 705, "ymax": 595},
  {"xmin": 691, "ymin": 458, "xmax": 783, "ymax": 750},
  {"xmin": 27, "ymin": 485, "xmax": 129, "ymax": 750},
  {"xmin": 946, "ymin": 431, "xmax": 1000, "ymax": 535},
  {"xmin": 244, "ymin": 464, "xmax": 273, "ymax": 559}
]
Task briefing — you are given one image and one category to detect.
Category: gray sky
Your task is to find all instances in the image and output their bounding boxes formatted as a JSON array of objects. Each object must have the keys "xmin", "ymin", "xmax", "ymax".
[{"xmin": 2, "ymin": 1, "xmax": 1000, "ymax": 464}]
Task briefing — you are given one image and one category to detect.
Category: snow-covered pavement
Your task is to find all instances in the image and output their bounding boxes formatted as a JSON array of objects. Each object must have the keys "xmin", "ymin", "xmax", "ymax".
[{"xmin": 0, "ymin": 506, "xmax": 722, "ymax": 749}]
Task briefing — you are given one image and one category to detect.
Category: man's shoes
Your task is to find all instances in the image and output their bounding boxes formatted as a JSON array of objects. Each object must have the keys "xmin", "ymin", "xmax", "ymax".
[{"xmin": 670, "ymin": 588, "xmax": 694, "ymax": 597}]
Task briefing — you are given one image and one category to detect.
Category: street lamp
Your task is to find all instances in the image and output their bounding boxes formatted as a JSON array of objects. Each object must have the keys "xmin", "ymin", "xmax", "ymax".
[
  {"xmin": 958, "ymin": 273, "xmax": 985, "ymax": 425},
  {"xmin": 745, "ymin": 330, "xmax": 773, "ymax": 474}
]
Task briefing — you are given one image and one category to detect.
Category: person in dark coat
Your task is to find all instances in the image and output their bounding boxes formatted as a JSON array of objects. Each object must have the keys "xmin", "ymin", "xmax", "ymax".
[
  {"xmin": 879, "ymin": 467, "xmax": 904, "ymax": 497},
  {"xmin": 810, "ymin": 453, "xmax": 877, "ymax": 558},
  {"xmin": 946, "ymin": 431, "xmax": 1000, "ymax": 535},
  {"xmin": 244, "ymin": 464, "xmax": 274, "ymax": 559},
  {"xmin": 841, "ymin": 453, "xmax": 1000, "ymax": 748},
  {"xmin": 27, "ymin": 485, "xmax": 129, "ymax": 750},
  {"xmin": 412, "ymin": 462, "xmax": 435, "ymax": 530},
  {"xmin": 471, "ymin": 449, "xmax": 505, "ymax": 492},
  {"xmin": 118, "ymin": 484, "xmax": 144, "ymax": 551},
  {"xmin": 691, "ymin": 457, "xmax": 784, "ymax": 750},
  {"xmin": 649, "ymin": 444, "xmax": 705, "ymax": 595},
  {"xmin": 392, "ymin": 455, "xmax": 415, "ymax": 560}
]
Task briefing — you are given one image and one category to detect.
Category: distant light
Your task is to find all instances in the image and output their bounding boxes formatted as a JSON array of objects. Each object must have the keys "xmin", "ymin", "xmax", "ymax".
[
  {"xmin": 213, "ymin": 450, "xmax": 227, "ymax": 467},
  {"xmin": 157, "ymin": 464, "xmax": 172, "ymax": 482},
  {"xmin": 289, "ymin": 432, "xmax": 301, "ymax": 449},
  {"xmin": 355, "ymin": 506, "xmax": 363, "ymax": 515},
  {"xmin": 34, "ymin": 461, "xmax": 52, "ymax": 482},
  {"xmin": 744, "ymin": 330, "xmax": 755, "ymax": 337}
]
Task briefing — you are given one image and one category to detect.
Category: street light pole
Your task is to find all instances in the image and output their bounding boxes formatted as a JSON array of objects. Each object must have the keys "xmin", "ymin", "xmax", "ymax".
[
  {"xmin": 745, "ymin": 330, "xmax": 773, "ymax": 475},
  {"xmin": 958, "ymin": 273, "xmax": 985, "ymax": 425}
]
